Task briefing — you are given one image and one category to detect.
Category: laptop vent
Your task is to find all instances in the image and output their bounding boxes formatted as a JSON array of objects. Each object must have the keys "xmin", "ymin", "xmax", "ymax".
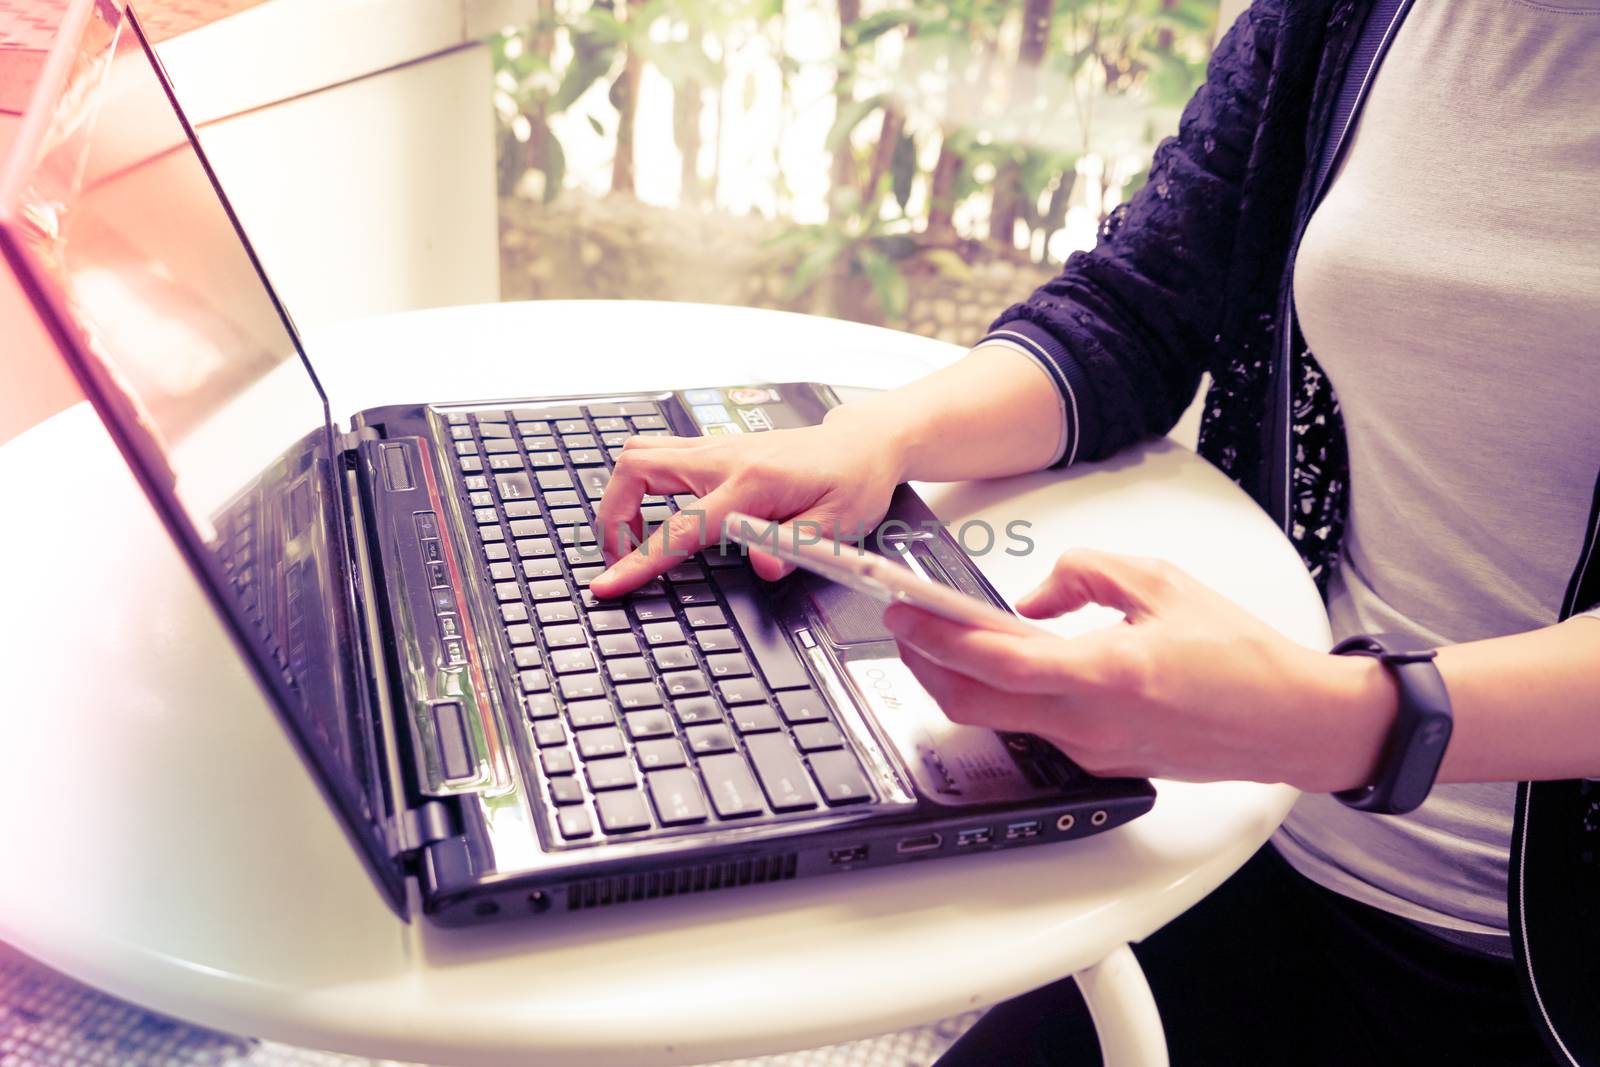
[{"xmin": 565, "ymin": 852, "xmax": 799, "ymax": 911}]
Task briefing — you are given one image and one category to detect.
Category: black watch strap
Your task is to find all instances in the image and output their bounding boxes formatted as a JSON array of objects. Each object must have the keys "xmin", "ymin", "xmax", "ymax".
[{"xmin": 1331, "ymin": 633, "xmax": 1454, "ymax": 815}]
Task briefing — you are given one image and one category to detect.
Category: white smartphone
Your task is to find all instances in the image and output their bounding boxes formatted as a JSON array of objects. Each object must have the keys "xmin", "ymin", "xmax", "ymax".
[{"xmin": 723, "ymin": 511, "xmax": 1046, "ymax": 638}]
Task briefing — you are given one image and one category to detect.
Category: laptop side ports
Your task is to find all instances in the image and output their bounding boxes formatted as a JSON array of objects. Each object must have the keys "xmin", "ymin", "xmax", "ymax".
[
  {"xmin": 955, "ymin": 827, "xmax": 993, "ymax": 848},
  {"xmin": 829, "ymin": 844, "xmax": 869, "ymax": 866},
  {"xmin": 896, "ymin": 832, "xmax": 944, "ymax": 854},
  {"xmin": 1004, "ymin": 819, "xmax": 1042, "ymax": 841}
]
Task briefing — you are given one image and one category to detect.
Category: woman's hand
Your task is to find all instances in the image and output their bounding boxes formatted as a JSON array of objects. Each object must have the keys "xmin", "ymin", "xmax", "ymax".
[
  {"xmin": 883, "ymin": 548, "xmax": 1397, "ymax": 791},
  {"xmin": 590, "ymin": 405, "xmax": 904, "ymax": 597}
]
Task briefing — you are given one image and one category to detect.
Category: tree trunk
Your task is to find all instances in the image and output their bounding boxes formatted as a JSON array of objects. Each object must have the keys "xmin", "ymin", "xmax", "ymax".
[
  {"xmin": 925, "ymin": 139, "xmax": 963, "ymax": 240},
  {"xmin": 829, "ymin": 0, "xmax": 862, "ymax": 215},
  {"xmin": 988, "ymin": 0, "xmax": 1053, "ymax": 250},
  {"xmin": 676, "ymin": 77, "xmax": 703, "ymax": 206},
  {"xmin": 611, "ymin": 0, "xmax": 646, "ymax": 196}
]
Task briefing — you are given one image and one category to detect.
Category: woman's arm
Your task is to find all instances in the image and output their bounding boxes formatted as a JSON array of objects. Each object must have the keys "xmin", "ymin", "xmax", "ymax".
[{"xmin": 880, "ymin": 549, "xmax": 1600, "ymax": 790}]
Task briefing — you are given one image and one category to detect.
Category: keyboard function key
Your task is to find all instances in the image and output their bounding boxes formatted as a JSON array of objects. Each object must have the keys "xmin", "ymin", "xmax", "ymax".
[{"xmin": 646, "ymin": 768, "xmax": 708, "ymax": 825}]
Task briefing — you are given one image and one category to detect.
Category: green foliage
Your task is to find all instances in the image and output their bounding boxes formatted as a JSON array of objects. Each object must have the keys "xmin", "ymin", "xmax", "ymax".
[{"xmin": 492, "ymin": 0, "xmax": 1219, "ymax": 314}]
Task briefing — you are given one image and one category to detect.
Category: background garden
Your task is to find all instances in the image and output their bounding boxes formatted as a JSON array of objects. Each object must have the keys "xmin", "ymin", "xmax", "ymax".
[{"xmin": 493, "ymin": 0, "xmax": 1221, "ymax": 346}]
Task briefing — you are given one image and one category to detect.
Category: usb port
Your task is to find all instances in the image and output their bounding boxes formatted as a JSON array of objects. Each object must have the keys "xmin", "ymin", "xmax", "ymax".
[
  {"xmin": 895, "ymin": 832, "xmax": 944, "ymax": 854},
  {"xmin": 1004, "ymin": 819, "xmax": 1042, "ymax": 841},
  {"xmin": 829, "ymin": 844, "xmax": 869, "ymax": 865},
  {"xmin": 955, "ymin": 827, "xmax": 993, "ymax": 847}
]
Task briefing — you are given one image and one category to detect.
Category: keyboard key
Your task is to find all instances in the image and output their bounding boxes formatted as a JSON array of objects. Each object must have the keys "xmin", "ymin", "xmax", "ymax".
[
  {"xmin": 464, "ymin": 475, "xmax": 490, "ymax": 492},
  {"xmin": 646, "ymin": 768, "xmax": 708, "ymax": 825},
  {"xmin": 731, "ymin": 702, "xmax": 781, "ymax": 733},
  {"xmin": 544, "ymin": 490, "xmax": 582, "ymax": 509},
  {"xmin": 699, "ymin": 754, "xmax": 765, "ymax": 818},
  {"xmin": 566, "ymin": 698, "xmax": 616, "ymax": 729},
  {"xmin": 624, "ymin": 709, "xmax": 675, "ymax": 740},
  {"xmin": 630, "ymin": 598, "xmax": 675, "ymax": 622},
  {"xmin": 480, "ymin": 525, "xmax": 506, "ymax": 543},
  {"xmin": 618, "ymin": 401, "xmax": 659, "ymax": 417},
  {"xmin": 562, "ymin": 433, "xmax": 597, "ymax": 450},
  {"xmin": 459, "ymin": 455, "xmax": 483, "ymax": 473},
  {"xmin": 643, "ymin": 621, "xmax": 686, "ymax": 646},
  {"xmin": 516, "ymin": 537, "xmax": 555, "ymax": 558},
  {"xmin": 631, "ymin": 414, "xmax": 667, "ymax": 430},
  {"xmin": 685, "ymin": 605, "xmax": 727, "ymax": 628},
  {"xmin": 568, "ymin": 449, "xmax": 605, "ymax": 467},
  {"xmin": 530, "ymin": 451, "xmax": 564, "ymax": 469},
  {"xmin": 514, "ymin": 404, "xmax": 582, "ymax": 420},
  {"xmin": 489, "ymin": 454, "xmax": 524, "ymax": 471},
  {"xmin": 652, "ymin": 646, "xmax": 697, "ymax": 671},
  {"xmin": 705, "ymin": 652, "xmax": 751, "ymax": 678},
  {"xmin": 474, "ymin": 507, "xmax": 497, "ymax": 525},
  {"xmin": 566, "ymin": 544, "xmax": 605, "ymax": 566},
  {"xmin": 517, "ymin": 419, "xmax": 551, "ymax": 435},
  {"xmin": 550, "ymin": 777, "xmax": 584, "ymax": 805},
  {"xmin": 717, "ymin": 678, "xmax": 765, "ymax": 705},
  {"xmin": 503, "ymin": 500, "xmax": 541, "ymax": 519},
  {"xmin": 661, "ymin": 669, "xmax": 709, "ymax": 697},
  {"xmin": 696, "ymin": 628, "xmax": 738, "ymax": 653},
  {"xmin": 809, "ymin": 749, "xmax": 873, "ymax": 805},
  {"xmin": 469, "ymin": 491, "xmax": 494, "ymax": 508},
  {"xmin": 510, "ymin": 518, "xmax": 549, "ymax": 538},
  {"xmin": 596, "ymin": 789, "xmax": 652, "ymax": 832},
  {"xmin": 615, "ymin": 682, "xmax": 664, "ymax": 709},
  {"xmin": 538, "ymin": 469, "xmax": 574, "ymax": 491},
  {"xmin": 596, "ymin": 632, "xmax": 640, "ymax": 657},
  {"xmin": 606, "ymin": 657, "xmax": 650, "ymax": 683},
  {"xmin": 745, "ymin": 733, "xmax": 819, "ymax": 811},
  {"xmin": 665, "ymin": 562, "xmax": 706, "ymax": 583},
  {"xmin": 778, "ymin": 689, "xmax": 830, "ymax": 724},
  {"xmin": 672, "ymin": 696, "xmax": 722, "ymax": 725},
  {"xmin": 523, "ymin": 435, "xmax": 556, "ymax": 453},
  {"xmin": 550, "ymin": 507, "xmax": 588, "ymax": 527},
  {"xmin": 495, "ymin": 472, "xmax": 535, "ymax": 500},
  {"xmin": 533, "ymin": 721, "xmax": 566, "ymax": 749},
  {"xmin": 478, "ymin": 422, "xmax": 513, "ymax": 438},
  {"xmin": 520, "ymin": 669, "xmax": 550, "ymax": 694},
  {"xmin": 579, "ymin": 469, "xmax": 611, "ymax": 499},
  {"xmin": 542, "ymin": 750, "xmax": 575, "ymax": 778},
  {"xmin": 484, "ymin": 542, "xmax": 510, "ymax": 563},
  {"xmin": 476, "ymin": 410, "xmax": 511, "ymax": 422},
  {"xmin": 554, "ymin": 419, "xmax": 587, "ymax": 434},
  {"xmin": 635, "ymin": 737, "xmax": 688, "ymax": 769},
  {"xmin": 588, "ymin": 609, "xmax": 629, "ymax": 632},
  {"xmin": 558, "ymin": 524, "xmax": 598, "ymax": 547},
  {"xmin": 512, "ymin": 646, "xmax": 542, "ymax": 669},
  {"xmin": 494, "ymin": 581, "xmax": 521, "ymax": 603},
  {"xmin": 685, "ymin": 723, "xmax": 735, "ymax": 755},
  {"xmin": 550, "ymin": 648, "xmax": 597, "ymax": 674},
  {"xmin": 794, "ymin": 722, "xmax": 845, "ymax": 751},
  {"xmin": 450, "ymin": 424, "xmax": 473, "ymax": 439},
  {"xmin": 525, "ymin": 693, "xmax": 558, "ymax": 720},
  {"xmin": 536, "ymin": 601, "xmax": 579, "ymax": 624},
  {"xmin": 528, "ymin": 579, "xmax": 572, "ymax": 601},
  {"xmin": 522, "ymin": 558, "xmax": 563, "ymax": 580},
  {"xmin": 560, "ymin": 673, "xmax": 606, "ymax": 701},
  {"xmin": 592, "ymin": 416, "xmax": 628, "ymax": 432},
  {"xmin": 502, "ymin": 602, "xmax": 529, "ymax": 624},
  {"xmin": 558, "ymin": 808, "xmax": 593, "ymax": 839},
  {"xmin": 483, "ymin": 437, "xmax": 518, "ymax": 453},
  {"xmin": 488, "ymin": 561, "xmax": 516, "ymax": 582},
  {"xmin": 640, "ymin": 503, "xmax": 672, "ymax": 526},
  {"xmin": 456, "ymin": 440, "xmax": 479, "ymax": 457},
  {"xmin": 674, "ymin": 583, "xmax": 716, "ymax": 606},
  {"xmin": 713, "ymin": 571, "xmax": 810, "ymax": 689},
  {"xmin": 576, "ymin": 728, "xmax": 627, "ymax": 761}
]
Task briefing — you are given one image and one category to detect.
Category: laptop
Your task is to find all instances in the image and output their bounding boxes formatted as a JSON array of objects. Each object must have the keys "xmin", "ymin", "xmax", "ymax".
[{"xmin": 0, "ymin": 0, "xmax": 1154, "ymax": 924}]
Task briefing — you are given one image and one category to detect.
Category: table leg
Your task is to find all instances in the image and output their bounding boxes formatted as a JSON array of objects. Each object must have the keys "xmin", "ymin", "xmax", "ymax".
[{"xmin": 1074, "ymin": 942, "xmax": 1170, "ymax": 1067}]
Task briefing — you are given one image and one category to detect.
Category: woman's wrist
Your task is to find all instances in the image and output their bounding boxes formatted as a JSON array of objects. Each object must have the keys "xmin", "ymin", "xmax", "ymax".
[
  {"xmin": 822, "ymin": 394, "xmax": 927, "ymax": 484},
  {"xmin": 1285, "ymin": 650, "xmax": 1400, "ymax": 794}
]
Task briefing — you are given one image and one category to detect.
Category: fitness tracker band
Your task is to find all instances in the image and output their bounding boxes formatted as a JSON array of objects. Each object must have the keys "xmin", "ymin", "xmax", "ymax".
[{"xmin": 1331, "ymin": 633, "xmax": 1453, "ymax": 815}]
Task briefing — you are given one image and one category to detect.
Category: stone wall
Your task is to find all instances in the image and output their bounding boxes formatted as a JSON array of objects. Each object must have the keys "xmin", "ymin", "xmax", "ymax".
[{"xmin": 498, "ymin": 192, "xmax": 1057, "ymax": 348}]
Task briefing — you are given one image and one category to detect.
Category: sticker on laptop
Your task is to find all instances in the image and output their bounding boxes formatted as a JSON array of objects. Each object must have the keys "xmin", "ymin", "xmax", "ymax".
[
  {"xmin": 683, "ymin": 388, "xmax": 722, "ymax": 406},
  {"xmin": 726, "ymin": 387, "xmax": 781, "ymax": 406},
  {"xmin": 703, "ymin": 423, "xmax": 743, "ymax": 435},
  {"xmin": 736, "ymin": 406, "xmax": 775, "ymax": 432},
  {"xmin": 692, "ymin": 404, "xmax": 734, "ymax": 425}
]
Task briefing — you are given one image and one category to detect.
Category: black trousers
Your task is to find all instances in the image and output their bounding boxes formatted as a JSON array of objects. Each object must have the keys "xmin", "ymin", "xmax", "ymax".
[{"xmin": 937, "ymin": 845, "xmax": 1555, "ymax": 1066}]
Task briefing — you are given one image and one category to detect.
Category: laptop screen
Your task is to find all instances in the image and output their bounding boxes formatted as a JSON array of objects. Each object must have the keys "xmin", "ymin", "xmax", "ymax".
[{"xmin": 0, "ymin": 0, "xmax": 404, "ymax": 910}]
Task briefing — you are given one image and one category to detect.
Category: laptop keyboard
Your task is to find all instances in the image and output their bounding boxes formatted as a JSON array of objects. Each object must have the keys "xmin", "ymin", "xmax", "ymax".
[{"xmin": 442, "ymin": 400, "xmax": 876, "ymax": 845}]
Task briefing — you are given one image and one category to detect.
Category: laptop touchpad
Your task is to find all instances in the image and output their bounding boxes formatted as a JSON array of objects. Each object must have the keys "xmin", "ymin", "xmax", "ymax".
[{"xmin": 803, "ymin": 575, "xmax": 894, "ymax": 646}]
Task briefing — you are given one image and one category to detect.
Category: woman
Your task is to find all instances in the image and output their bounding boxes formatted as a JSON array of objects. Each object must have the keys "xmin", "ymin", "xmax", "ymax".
[{"xmin": 589, "ymin": 0, "xmax": 1600, "ymax": 1061}]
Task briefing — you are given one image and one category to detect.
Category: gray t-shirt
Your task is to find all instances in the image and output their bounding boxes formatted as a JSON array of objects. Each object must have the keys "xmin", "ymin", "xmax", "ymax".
[{"xmin": 1274, "ymin": 0, "xmax": 1600, "ymax": 954}]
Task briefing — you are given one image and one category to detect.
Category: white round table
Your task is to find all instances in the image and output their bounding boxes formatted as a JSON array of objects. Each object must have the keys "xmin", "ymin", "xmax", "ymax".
[{"xmin": 0, "ymin": 301, "xmax": 1328, "ymax": 1066}]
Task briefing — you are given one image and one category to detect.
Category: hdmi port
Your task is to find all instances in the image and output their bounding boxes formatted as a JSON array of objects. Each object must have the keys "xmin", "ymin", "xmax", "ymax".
[{"xmin": 896, "ymin": 832, "xmax": 944, "ymax": 854}]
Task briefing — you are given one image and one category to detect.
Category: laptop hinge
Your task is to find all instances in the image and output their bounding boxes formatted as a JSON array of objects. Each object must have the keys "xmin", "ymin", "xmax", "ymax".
[
  {"xmin": 399, "ymin": 800, "xmax": 457, "ymax": 857},
  {"xmin": 339, "ymin": 424, "xmax": 381, "ymax": 454}
]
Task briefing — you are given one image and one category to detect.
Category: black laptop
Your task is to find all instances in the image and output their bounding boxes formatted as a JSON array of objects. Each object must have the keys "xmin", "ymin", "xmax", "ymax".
[{"xmin": 0, "ymin": 0, "xmax": 1153, "ymax": 924}]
